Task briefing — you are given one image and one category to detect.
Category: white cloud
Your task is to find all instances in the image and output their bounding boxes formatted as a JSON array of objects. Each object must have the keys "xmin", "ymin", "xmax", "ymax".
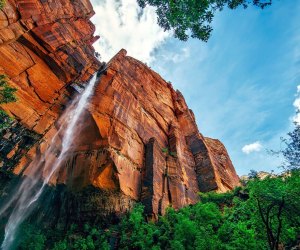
[
  {"xmin": 90, "ymin": 0, "xmax": 170, "ymax": 63},
  {"xmin": 160, "ymin": 47, "xmax": 191, "ymax": 63},
  {"xmin": 242, "ymin": 141, "xmax": 263, "ymax": 154},
  {"xmin": 293, "ymin": 85, "xmax": 300, "ymax": 124},
  {"xmin": 294, "ymin": 98, "xmax": 300, "ymax": 109}
]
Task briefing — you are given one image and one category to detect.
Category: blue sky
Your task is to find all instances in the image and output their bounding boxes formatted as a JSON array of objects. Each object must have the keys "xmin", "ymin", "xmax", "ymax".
[{"xmin": 91, "ymin": 0, "xmax": 300, "ymax": 175}]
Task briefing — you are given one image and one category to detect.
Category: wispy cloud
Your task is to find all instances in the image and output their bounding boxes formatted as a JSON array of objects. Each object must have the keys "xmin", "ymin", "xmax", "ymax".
[
  {"xmin": 91, "ymin": 0, "xmax": 169, "ymax": 63},
  {"xmin": 160, "ymin": 47, "xmax": 191, "ymax": 63},
  {"xmin": 242, "ymin": 141, "xmax": 263, "ymax": 154}
]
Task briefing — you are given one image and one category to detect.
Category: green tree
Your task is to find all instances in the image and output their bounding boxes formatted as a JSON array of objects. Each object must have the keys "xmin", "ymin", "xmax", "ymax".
[
  {"xmin": 119, "ymin": 204, "xmax": 157, "ymax": 249},
  {"xmin": 137, "ymin": 0, "xmax": 272, "ymax": 41},
  {"xmin": 18, "ymin": 224, "xmax": 46, "ymax": 250},
  {"xmin": 51, "ymin": 223, "xmax": 110, "ymax": 250},
  {"xmin": 52, "ymin": 240, "xmax": 68, "ymax": 250},
  {"xmin": 247, "ymin": 173, "xmax": 300, "ymax": 250},
  {"xmin": 280, "ymin": 124, "xmax": 300, "ymax": 170}
]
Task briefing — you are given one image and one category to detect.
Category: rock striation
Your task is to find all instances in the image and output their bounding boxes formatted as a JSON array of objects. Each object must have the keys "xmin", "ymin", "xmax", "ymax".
[
  {"xmin": 0, "ymin": 0, "xmax": 99, "ymax": 130},
  {"xmin": 0, "ymin": 0, "xmax": 100, "ymax": 169},
  {"xmin": 0, "ymin": 0, "xmax": 239, "ymax": 220},
  {"xmin": 11, "ymin": 49, "xmax": 240, "ymax": 220},
  {"xmin": 87, "ymin": 50, "xmax": 240, "ymax": 218}
]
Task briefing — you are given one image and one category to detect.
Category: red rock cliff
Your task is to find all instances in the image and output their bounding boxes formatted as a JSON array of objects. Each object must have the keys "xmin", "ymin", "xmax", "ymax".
[
  {"xmin": 0, "ymin": 0, "xmax": 100, "ymax": 132},
  {"xmin": 11, "ymin": 49, "xmax": 240, "ymax": 219},
  {"xmin": 0, "ymin": 0, "xmax": 100, "ymax": 168},
  {"xmin": 0, "ymin": 0, "xmax": 239, "ymax": 218},
  {"xmin": 89, "ymin": 50, "xmax": 240, "ymax": 217}
]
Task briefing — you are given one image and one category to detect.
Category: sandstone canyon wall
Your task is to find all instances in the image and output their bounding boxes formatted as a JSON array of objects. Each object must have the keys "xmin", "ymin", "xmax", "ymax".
[
  {"xmin": 0, "ymin": 0, "xmax": 240, "ymax": 222},
  {"xmin": 86, "ymin": 50, "xmax": 240, "ymax": 218},
  {"xmin": 0, "ymin": 0, "xmax": 100, "ymax": 169}
]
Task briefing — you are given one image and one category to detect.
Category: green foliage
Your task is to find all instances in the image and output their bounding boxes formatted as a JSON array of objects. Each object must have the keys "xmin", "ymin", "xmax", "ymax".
[
  {"xmin": 52, "ymin": 240, "xmax": 68, "ymax": 250},
  {"xmin": 8, "ymin": 172, "xmax": 300, "ymax": 250},
  {"xmin": 169, "ymin": 151, "xmax": 177, "ymax": 157},
  {"xmin": 0, "ymin": 75, "xmax": 17, "ymax": 131},
  {"xmin": 0, "ymin": 75, "xmax": 17, "ymax": 104},
  {"xmin": 137, "ymin": 0, "xmax": 272, "ymax": 41},
  {"xmin": 0, "ymin": 0, "xmax": 5, "ymax": 9},
  {"xmin": 247, "ymin": 172, "xmax": 300, "ymax": 249},
  {"xmin": 119, "ymin": 204, "xmax": 157, "ymax": 249},
  {"xmin": 200, "ymin": 189, "xmax": 235, "ymax": 206},
  {"xmin": 0, "ymin": 109, "xmax": 13, "ymax": 130},
  {"xmin": 114, "ymin": 173, "xmax": 299, "ymax": 250},
  {"xmin": 50, "ymin": 223, "xmax": 110, "ymax": 250},
  {"xmin": 161, "ymin": 147, "xmax": 168, "ymax": 153},
  {"xmin": 161, "ymin": 147, "xmax": 177, "ymax": 157},
  {"xmin": 18, "ymin": 224, "xmax": 46, "ymax": 250}
]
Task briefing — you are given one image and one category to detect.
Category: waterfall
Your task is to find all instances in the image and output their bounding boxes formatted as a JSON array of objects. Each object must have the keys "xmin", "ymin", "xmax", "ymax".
[{"xmin": 0, "ymin": 74, "xmax": 98, "ymax": 250}]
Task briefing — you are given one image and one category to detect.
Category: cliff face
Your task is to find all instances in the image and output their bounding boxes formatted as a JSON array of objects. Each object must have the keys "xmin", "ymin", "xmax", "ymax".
[
  {"xmin": 10, "ymin": 50, "xmax": 240, "ymax": 220},
  {"xmin": 0, "ymin": 0, "xmax": 239, "ymax": 220},
  {"xmin": 87, "ymin": 50, "xmax": 240, "ymax": 217},
  {"xmin": 0, "ymin": 0, "xmax": 100, "ymax": 129},
  {"xmin": 0, "ymin": 0, "xmax": 100, "ymax": 168}
]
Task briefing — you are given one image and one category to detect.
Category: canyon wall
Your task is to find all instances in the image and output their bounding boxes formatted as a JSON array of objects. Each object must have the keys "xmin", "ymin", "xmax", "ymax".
[
  {"xmin": 86, "ymin": 50, "xmax": 240, "ymax": 218},
  {"xmin": 0, "ymin": 0, "xmax": 239, "ymax": 221},
  {"xmin": 10, "ymin": 50, "xmax": 239, "ymax": 221},
  {"xmin": 0, "ymin": 0, "xmax": 100, "ymax": 168}
]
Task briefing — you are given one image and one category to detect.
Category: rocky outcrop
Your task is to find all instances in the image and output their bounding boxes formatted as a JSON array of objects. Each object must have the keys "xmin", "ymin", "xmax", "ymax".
[
  {"xmin": 11, "ymin": 49, "xmax": 240, "ymax": 220},
  {"xmin": 0, "ymin": 0, "xmax": 100, "ymax": 169},
  {"xmin": 0, "ymin": 0, "xmax": 239, "ymax": 219},
  {"xmin": 89, "ymin": 50, "xmax": 240, "ymax": 218}
]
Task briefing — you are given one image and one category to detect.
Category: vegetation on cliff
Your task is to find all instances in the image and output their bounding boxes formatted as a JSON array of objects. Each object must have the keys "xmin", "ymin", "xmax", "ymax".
[
  {"xmin": 13, "ymin": 170, "xmax": 300, "ymax": 250},
  {"xmin": 0, "ymin": 75, "xmax": 17, "ymax": 130},
  {"xmin": 0, "ymin": 0, "xmax": 5, "ymax": 10},
  {"xmin": 0, "ymin": 75, "xmax": 17, "ymax": 105},
  {"xmin": 137, "ymin": 0, "xmax": 272, "ymax": 41}
]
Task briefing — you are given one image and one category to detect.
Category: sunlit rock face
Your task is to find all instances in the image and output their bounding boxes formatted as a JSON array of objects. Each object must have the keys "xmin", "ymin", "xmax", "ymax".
[
  {"xmin": 0, "ymin": 0, "xmax": 99, "ymax": 130},
  {"xmin": 0, "ymin": 0, "xmax": 100, "ymax": 168},
  {"xmin": 20, "ymin": 49, "xmax": 240, "ymax": 219},
  {"xmin": 85, "ymin": 50, "xmax": 240, "ymax": 218},
  {"xmin": 0, "ymin": 0, "xmax": 239, "ymax": 219}
]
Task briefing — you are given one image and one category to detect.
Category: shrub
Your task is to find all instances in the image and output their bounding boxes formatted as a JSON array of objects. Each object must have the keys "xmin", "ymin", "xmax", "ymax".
[
  {"xmin": 0, "ymin": 75, "xmax": 17, "ymax": 104},
  {"xmin": 161, "ymin": 147, "xmax": 177, "ymax": 158},
  {"xmin": 18, "ymin": 224, "xmax": 46, "ymax": 250},
  {"xmin": 0, "ymin": 109, "xmax": 13, "ymax": 130},
  {"xmin": 0, "ymin": 74, "xmax": 17, "ymax": 131}
]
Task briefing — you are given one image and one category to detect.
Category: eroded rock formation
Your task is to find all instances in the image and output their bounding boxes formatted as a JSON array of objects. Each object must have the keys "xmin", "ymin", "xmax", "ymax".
[
  {"xmin": 8, "ymin": 49, "xmax": 240, "ymax": 220},
  {"xmin": 86, "ymin": 50, "xmax": 240, "ymax": 218},
  {"xmin": 0, "ymin": 0, "xmax": 239, "ymax": 221},
  {"xmin": 0, "ymin": 0, "xmax": 100, "ymax": 168}
]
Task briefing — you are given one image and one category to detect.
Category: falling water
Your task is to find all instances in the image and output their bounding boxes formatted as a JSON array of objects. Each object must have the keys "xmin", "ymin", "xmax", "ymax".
[{"xmin": 0, "ymin": 74, "xmax": 98, "ymax": 250}]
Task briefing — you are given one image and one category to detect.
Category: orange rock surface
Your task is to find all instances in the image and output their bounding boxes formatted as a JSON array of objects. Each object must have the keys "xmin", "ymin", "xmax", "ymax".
[
  {"xmin": 0, "ymin": 0, "xmax": 100, "ymax": 132},
  {"xmin": 0, "ymin": 0, "xmax": 239, "ymax": 217},
  {"xmin": 14, "ymin": 49, "xmax": 240, "ymax": 218},
  {"xmin": 0, "ymin": 0, "xmax": 100, "ymax": 169}
]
